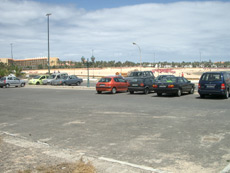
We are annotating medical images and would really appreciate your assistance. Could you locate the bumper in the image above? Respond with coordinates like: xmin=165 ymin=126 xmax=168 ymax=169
xmin=153 ymin=88 xmax=178 ymax=94
xmin=198 ymin=89 xmax=226 ymax=96
xmin=96 ymin=87 xmax=112 ymax=92
xmin=128 ymin=86 xmax=145 ymax=92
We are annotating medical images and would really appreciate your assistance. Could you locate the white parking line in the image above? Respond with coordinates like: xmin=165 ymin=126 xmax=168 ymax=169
xmin=99 ymin=157 xmax=171 ymax=173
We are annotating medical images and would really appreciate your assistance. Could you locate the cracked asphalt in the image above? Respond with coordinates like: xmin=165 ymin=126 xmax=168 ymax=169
xmin=0 ymin=86 xmax=230 ymax=172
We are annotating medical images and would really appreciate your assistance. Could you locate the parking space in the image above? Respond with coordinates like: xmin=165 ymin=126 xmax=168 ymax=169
xmin=0 ymin=88 xmax=230 ymax=172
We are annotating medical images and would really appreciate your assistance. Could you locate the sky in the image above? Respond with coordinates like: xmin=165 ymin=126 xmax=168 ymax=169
xmin=0 ymin=0 xmax=230 ymax=63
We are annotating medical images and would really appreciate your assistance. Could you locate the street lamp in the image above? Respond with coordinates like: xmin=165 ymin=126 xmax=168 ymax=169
xmin=46 ymin=13 xmax=51 ymax=74
xmin=133 ymin=42 xmax=142 ymax=70
xmin=10 ymin=43 xmax=13 ymax=59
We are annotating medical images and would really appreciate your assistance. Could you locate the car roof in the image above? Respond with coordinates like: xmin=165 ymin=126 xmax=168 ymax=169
xmin=103 ymin=75 xmax=123 ymax=78
xmin=202 ymin=71 xmax=229 ymax=74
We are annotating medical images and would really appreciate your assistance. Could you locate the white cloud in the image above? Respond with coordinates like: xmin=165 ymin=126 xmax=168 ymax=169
xmin=0 ymin=0 xmax=230 ymax=62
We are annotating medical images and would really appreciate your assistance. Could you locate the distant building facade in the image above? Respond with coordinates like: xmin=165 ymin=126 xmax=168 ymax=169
xmin=0 ymin=57 xmax=59 ymax=69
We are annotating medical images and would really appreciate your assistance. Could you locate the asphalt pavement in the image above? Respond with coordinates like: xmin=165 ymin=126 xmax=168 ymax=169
xmin=0 ymin=86 xmax=230 ymax=172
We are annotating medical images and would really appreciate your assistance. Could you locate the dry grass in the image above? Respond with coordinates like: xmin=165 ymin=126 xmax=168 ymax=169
xmin=18 ymin=158 xmax=96 ymax=173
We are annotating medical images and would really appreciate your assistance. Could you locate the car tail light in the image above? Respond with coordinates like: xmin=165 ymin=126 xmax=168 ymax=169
xmin=128 ymin=82 xmax=130 ymax=87
xmin=168 ymin=85 xmax=174 ymax=88
xmin=4 ymin=80 xmax=6 ymax=84
xmin=198 ymin=83 xmax=201 ymax=89
xmin=221 ymin=83 xmax=226 ymax=90
xmin=140 ymin=83 xmax=144 ymax=87
xmin=153 ymin=84 xmax=158 ymax=88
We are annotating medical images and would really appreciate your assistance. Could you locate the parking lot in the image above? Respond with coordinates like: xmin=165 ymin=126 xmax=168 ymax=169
xmin=0 ymin=86 xmax=230 ymax=172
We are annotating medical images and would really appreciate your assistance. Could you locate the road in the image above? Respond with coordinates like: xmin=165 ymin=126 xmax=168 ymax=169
xmin=0 ymin=87 xmax=230 ymax=172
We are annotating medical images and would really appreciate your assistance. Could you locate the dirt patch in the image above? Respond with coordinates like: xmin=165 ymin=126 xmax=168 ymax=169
xmin=18 ymin=159 xmax=96 ymax=173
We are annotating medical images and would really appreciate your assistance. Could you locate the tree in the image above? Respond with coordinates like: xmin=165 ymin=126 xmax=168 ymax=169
xmin=81 ymin=56 xmax=85 ymax=64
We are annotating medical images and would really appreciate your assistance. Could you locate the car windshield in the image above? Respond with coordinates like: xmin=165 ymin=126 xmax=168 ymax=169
xmin=34 ymin=75 xmax=40 ymax=79
xmin=129 ymin=72 xmax=143 ymax=77
xmin=48 ymin=75 xmax=56 ymax=79
xmin=99 ymin=78 xmax=111 ymax=82
xmin=201 ymin=73 xmax=222 ymax=82
xmin=161 ymin=77 xmax=177 ymax=83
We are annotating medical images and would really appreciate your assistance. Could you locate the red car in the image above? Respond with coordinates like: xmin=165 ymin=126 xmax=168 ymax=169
xmin=96 ymin=76 xmax=128 ymax=94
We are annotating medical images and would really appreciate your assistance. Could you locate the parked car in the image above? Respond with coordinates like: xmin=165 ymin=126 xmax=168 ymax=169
xmin=51 ymin=75 xmax=83 ymax=86
xmin=28 ymin=75 xmax=49 ymax=85
xmin=42 ymin=73 xmax=68 ymax=85
xmin=125 ymin=71 xmax=155 ymax=82
xmin=96 ymin=76 xmax=128 ymax=94
xmin=152 ymin=76 xmax=195 ymax=97
xmin=128 ymin=77 xmax=155 ymax=94
xmin=198 ymin=71 xmax=230 ymax=99
xmin=0 ymin=76 xmax=26 ymax=88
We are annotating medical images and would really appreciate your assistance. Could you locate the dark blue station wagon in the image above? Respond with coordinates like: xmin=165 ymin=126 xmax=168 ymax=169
xmin=198 ymin=71 xmax=230 ymax=99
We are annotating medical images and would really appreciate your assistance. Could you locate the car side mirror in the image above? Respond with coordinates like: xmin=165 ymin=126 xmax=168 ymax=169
xmin=188 ymin=81 xmax=191 ymax=83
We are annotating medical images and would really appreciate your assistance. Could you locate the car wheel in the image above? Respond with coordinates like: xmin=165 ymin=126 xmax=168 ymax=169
xmin=36 ymin=82 xmax=40 ymax=85
xmin=177 ymin=89 xmax=182 ymax=97
xmin=0 ymin=86 xmax=3 ymax=88
xmin=224 ymin=90 xmax=229 ymax=99
xmin=112 ymin=87 xmax=116 ymax=94
xmin=130 ymin=91 xmax=134 ymax=94
xmin=76 ymin=82 xmax=80 ymax=86
xmin=21 ymin=83 xmax=25 ymax=87
xmin=189 ymin=87 xmax=194 ymax=94
xmin=97 ymin=91 xmax=102 ymax=94
xmin=200 ymin=94 xmax=205 ymax=98
xmin=157 ymin=93 xmax=162 ymax=96
xmin=144 ymin=88 xmax=149 ymax=94
xmin=5 ymin=84 xmax=10 ymax=88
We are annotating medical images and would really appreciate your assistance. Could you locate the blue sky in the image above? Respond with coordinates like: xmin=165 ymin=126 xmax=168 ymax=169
xmin=30 ymin=0 xmax=230 ymax=10
xmin=1 ymin=0 xmax=230 ymax=63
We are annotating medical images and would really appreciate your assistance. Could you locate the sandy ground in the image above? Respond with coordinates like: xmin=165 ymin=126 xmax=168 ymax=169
xmin=23 ymin=67 xmax=230 ymax=79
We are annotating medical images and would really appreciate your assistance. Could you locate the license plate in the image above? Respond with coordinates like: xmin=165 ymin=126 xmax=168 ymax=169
xmin=206 ymin=84 xmax=215 ymax=88
xmin=100 ymin=84 xmax=105 ymax=86
xmin=132 ymin=84 xmax=138 ymax=86
xmin=159 ymin=85 xmax=166 ymax=88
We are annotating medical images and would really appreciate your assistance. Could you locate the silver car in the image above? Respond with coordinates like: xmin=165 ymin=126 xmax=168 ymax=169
xmin=0 ymin=76 xmax=26 ymax=88
xmin=51 ymin=75 xmax=83 ymax=86
xmin=42 ymin=73 xmax=68 ymax=85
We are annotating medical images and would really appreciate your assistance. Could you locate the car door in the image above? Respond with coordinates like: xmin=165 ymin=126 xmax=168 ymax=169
xmin=178 ymin=77 xmax=186 ymax=92
xmin=118 ymin=78 xmax=128 ymax=91
xmin=14 ymin=77 xmax=20 ymax=86
xmin=182 ymin=77 xmax=192 ymax=92
xmin=70 ymin=75 xmax=77 ymax=85
xmin=113 ymin=78 xmax=121 ymax=91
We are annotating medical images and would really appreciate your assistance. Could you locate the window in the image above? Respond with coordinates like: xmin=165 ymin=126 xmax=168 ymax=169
xmin=201 ymin=73 xmax=221 ymax=82
xmin=99 ymin=78 xmax=111 ymax=82
xmin=118 ymin=78 xmax=126 ymax=82
xmin=183 ymin=78 xmax=188 ymax=83
xmin=178 ymin=78 xmax=184 ymax=83
xmin=114 ymin=78 xmax=119 ymax=82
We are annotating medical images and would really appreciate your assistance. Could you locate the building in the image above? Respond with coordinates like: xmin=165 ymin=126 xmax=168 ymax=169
xmin=0 ymin=57 xmax=59 ymax=69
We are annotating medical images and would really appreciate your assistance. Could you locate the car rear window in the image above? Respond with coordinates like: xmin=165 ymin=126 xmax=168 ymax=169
xmin=201 ymin=73 xmax=222 ymax=82
xmin=99 ymin=78 xmax=111 ymax=82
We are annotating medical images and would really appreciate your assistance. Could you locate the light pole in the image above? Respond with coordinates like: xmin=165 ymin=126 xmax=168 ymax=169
xmin=46 ymin=13 xmax=51 ymax=74
xmin=133 ymin=42 xmax=142 ymax=70
xmin=199 ymin=51 xmax=202 ymax=68
xmin=10 ymin=43 xmax=13 ymax=60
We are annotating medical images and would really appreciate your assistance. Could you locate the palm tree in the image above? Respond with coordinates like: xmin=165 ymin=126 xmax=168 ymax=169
xmin=81 ymin=56 xmax=85 ymax=64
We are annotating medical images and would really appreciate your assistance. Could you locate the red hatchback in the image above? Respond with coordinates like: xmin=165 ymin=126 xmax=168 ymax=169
xmin=96 ymin=76 xmax=128 ymax=94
